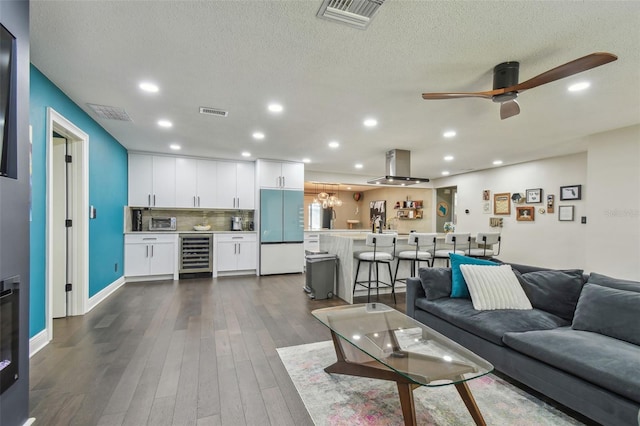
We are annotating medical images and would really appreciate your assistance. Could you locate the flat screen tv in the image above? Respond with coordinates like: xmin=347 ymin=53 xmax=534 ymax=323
xmin=0 ymin=23 xmax=16 ymax=178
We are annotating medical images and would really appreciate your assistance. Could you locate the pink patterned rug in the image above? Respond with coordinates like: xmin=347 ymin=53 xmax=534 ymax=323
xmin=277 ymin=340 xmax=584 ymax=426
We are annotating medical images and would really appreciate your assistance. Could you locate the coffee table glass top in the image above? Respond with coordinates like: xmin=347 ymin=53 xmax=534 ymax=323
xmin=312 ymin=303 xmax=493 ymax=387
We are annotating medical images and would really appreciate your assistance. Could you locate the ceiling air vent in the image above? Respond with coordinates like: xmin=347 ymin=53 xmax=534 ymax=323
xmin=317 ymin=0 xmax=386 ymax=30
xmin=199 ymin=107 xmax=229 ymax=117
xmin=87 ymin=103 xmax=132 ymax=121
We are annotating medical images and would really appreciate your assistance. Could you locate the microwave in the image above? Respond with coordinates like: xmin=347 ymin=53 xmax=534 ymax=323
xmin=149 ymin=217 xmax=177 ymax=231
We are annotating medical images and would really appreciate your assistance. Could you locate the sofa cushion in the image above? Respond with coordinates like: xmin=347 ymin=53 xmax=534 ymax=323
xmin=571 ymin=284 xmax=640 ymax=346
xmin=415 ymin=297 xmax=568 ymax=346
xmin=503 ymin=327 xmax=640 ymax=403
xmin=449 ymin=253 xmax=499 ymax=298
xmin=587 ymin=272 xmax=640 ymax=293
xmin=460 ymin=264 xmax=532 ymax=310
xmin=514 ymin=269 xmax=584 ymax=321
xmin=418 ymin=267 xmax=452 ymax=300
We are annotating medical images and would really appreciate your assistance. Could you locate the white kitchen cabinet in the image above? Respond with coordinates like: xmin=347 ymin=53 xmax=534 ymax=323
xmin=125 ymin=234 xmax=177 ymax=277
xmin=175 ymin=158 xmax=218 ymax=208
xmin=128 ymin=153 xmax=176 ymax=207
xmin=216 ymin=161 xmax=255 ymax=209
xmin=216 ymin=234 xmax=257 ymax=272
xmin=257 ymin=160 xmax=304 ymax=189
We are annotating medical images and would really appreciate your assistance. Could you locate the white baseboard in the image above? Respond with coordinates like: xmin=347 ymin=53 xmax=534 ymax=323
xmin=86 ymin=276 xmax=126 ymax=313
xmin=29 ymin=329 xmax=50 ymax=358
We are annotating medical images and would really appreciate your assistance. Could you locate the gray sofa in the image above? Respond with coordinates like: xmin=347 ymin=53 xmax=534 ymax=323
xmin=406 ymin=263 xmax=640 ymax=426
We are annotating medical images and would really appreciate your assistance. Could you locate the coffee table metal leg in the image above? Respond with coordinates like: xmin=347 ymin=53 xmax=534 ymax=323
xmin=454 ymin=381 xmax=487 ymax=426
xmin=397 ymin=383 xmax=418 ymax=426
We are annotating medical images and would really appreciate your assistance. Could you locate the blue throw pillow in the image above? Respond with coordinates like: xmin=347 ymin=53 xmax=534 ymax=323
xmin=449 ymin=253 xmax=498 ymax=298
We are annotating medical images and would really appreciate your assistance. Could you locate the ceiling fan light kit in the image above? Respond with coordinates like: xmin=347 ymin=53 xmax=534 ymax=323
xmin=421 ymin=52 xmax=618 ymax=120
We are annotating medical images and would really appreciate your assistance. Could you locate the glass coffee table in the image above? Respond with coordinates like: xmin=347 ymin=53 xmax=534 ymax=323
xmin=312 ymin=303 xmax=493 ymax=426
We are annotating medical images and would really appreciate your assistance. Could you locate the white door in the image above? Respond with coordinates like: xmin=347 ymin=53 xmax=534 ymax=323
xmin=152 ymin=156 xmax=176 ymax=207
xmin=124 ymin=243 xmax=150 ymax=277
xmin=196 ymin=159 xmax=217 ymax=208
xmin=281 ymin=162 xmax=304 ymax=189
xmin=149 ymin=242 xmax=175 ymax=275
xmin=52 ymin=137 xmax=67 ymax=318
xmin=237 ymin=241 xmax=257 ymax=270
xmin=216 ymin=161 xmax=237 ymax=209
xmin=128 ymin=153 xmax=153 ymax=206
xmin=216 ymin=242 xmax=237 ymax=272
xmin=258 ymin=161 xmax=283 ymax=188
xmin=236 ymin=162 xmax=255 ymax=209
xmin=175 ymin=157 xmax=198 ymax=207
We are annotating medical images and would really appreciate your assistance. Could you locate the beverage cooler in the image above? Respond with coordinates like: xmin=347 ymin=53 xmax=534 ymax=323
xmin=260 ymin=189 xmax=304 ymax=274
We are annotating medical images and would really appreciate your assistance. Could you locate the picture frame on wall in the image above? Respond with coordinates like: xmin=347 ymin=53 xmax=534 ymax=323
xmin=558 ymin=205 xmax=575 ymax=221
xmin=526 ymin=188 xmax=543 ymax=203
xmin=547 ymin=194 xmax=555 ymax=213
xmin=493 ymin=193 xmax=511 ymax=215
xmin=560 ymin=185 xmax=582 ymax=201
xmin=516 ymin=206 xmax=535 ymax=221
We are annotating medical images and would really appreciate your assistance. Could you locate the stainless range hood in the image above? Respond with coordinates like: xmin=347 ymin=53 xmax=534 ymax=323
xmin=367 ymin=149 xmax=430 ymax=185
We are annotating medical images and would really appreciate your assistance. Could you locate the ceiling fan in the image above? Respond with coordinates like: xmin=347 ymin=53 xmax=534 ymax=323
xmin=421 ymin=52 xmax=618 ymax=120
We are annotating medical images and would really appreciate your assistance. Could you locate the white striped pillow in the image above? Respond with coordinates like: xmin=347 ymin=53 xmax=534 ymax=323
xmin=459 ymin=264 xmax=532 ymax=310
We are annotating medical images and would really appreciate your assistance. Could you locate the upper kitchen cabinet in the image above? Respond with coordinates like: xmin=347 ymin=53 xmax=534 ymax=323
xmin=216 ymin=161 xmax=255 ymax=209
xmin=257 ymin=160 xmax=304 ymax=189
xmin=128 ymin=153 xmax=176 ymax=207
xmin=175 ymin=158 xmax=218 ymax=208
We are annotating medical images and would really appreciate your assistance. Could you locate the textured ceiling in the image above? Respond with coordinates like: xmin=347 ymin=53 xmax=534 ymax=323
xmin=30 ymin=1 xmax=640 ymax=184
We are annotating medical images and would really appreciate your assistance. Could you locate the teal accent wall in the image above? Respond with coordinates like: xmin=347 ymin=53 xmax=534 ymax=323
xmin=29 ymin=65 xmax=128 ymax=338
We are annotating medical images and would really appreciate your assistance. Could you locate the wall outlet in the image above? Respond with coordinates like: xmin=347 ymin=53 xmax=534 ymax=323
xmin=581 ymin=216 xmax=587 ymax=224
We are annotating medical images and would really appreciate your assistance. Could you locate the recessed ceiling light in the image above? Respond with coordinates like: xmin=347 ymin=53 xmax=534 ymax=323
xmin=169 ymin=144 xmax=181 ymax=150
xmin=346 ymin=186 xmax=352 ymax=190
xmin=444 ymin=155 xmax=454 ymax=161
xmin=441 ymin=171 xmax=450 ymax=176
xmin=443 ymin=130 xmax=456 ymax=138
xmin=354 ymin=163 xmax=363 ymax=169
xmin=139 ymin=82 xmax=159 ymax=93
xmin=568 ymin=81 xmax=590 ymax=92
xmin=493 ymin=160 xmax=503 ymax=165
xmin=268 ymin=103 xmax=283 ymax=113
xmin=157 ymin=119 xmax=172 ymax=128
xmin=363 ymin=118 xmax=378 ymax=127
xmin=328 ymin=141 xmax=340 ymax=148
xmin=302 ymin=158 xmax=311 ymax=163
xmin=241 ymin=151 xmax=251 ymax=157
xmin=252 ymin=131 xmax=265 ymax=140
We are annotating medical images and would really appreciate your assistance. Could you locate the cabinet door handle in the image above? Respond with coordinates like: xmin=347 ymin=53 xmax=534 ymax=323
xmin=153 ymin=195 xmax=156 ymax=206
xmin=148 ymin=194 xmax=151 ymax=206
xmin=198 ymin=196 xmax=200 ymax=207
xmin=238 ymin=243 xmax=241 ymax=254
xmin=193 ymin=196 xmax=196 ymax=207
xmin=234 ymin=244 xmax=237 ymax=254
xmin=282 ymin=176 xmax=285 ymax=188
xmin=146 ymin=245 xmax=149 ymax=257
xmin=151 ymin=245 xmax=154 ymax=257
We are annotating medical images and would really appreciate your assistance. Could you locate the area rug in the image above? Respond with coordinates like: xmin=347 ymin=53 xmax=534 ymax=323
xmin=277 ymin=340 xmax=584 ymax=426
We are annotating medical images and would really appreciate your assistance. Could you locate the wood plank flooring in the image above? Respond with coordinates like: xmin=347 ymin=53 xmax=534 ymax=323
xmin=29 ymin=274 xmax=404 ymax=425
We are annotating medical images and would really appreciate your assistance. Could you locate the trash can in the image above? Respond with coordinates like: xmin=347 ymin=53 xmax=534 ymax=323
xmin=305 ymin=254 xmax=338 ymax=300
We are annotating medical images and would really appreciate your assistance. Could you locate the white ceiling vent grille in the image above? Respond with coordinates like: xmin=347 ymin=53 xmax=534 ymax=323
xmin=199 ymin=107 xmax=229 ymax=117
xmin=87 ymin=103 xmax=132 ymax=121
xmin=317 ymin=0 xmax=386 ymax=29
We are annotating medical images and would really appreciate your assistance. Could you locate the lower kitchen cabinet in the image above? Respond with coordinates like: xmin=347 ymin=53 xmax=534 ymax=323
xmin=216 ymin=233 xmax=257 ymax=273
xmin=125 ymin=234 xmax=178 ymax=278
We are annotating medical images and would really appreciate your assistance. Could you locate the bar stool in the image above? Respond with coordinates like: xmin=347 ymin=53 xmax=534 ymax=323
xmin=353 ymin=233 xmax=397 ymax=303
xmin=394 ymin=233 xmax=437 ymax=284
xmin=465 ymin=232 xmax=501 ymax=259
xmin=433 ymin=232 xmax=471 ymax=266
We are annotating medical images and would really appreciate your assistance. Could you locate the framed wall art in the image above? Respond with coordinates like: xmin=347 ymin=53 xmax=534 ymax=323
xmin=560 ymin=185 xmax=582 ymax=201
xmin=493 ymin=193 xmax=511 ymax=215
xmin=546 ymin=194 xmax=555 ymax=213
xmin=516 ymin=206 xmax=535 ymax=221
xmin=558 ymin=205 xmax=575 ymax=221
xmin=526 ymin=188 xmax=542 ymax=203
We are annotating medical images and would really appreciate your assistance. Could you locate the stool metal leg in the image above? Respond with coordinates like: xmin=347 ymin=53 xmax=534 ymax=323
xmin=353 ymin=260 xmax=361 ymax=297
xmin=387 ymin=261 xmax=396 ymax=304
xmin=367 ymin=261 xmax=373 ymax=303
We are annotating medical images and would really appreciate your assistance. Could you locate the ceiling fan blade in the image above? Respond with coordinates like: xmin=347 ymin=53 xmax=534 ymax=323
xmin=507 ymin=52 xmax=617 ymax=93
xmin=422 ymin=91 xmax=496 ymax=100
xmin=500 ymin=100 xmax=520 ymax=120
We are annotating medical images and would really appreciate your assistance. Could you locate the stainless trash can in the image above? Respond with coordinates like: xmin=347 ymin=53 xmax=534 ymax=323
xmin=305 ymin=254 xmax=338 ymax=300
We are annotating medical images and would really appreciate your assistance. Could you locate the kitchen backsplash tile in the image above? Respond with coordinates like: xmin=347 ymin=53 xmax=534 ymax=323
xmin=126 ymin=208 xmax=254 ymax=232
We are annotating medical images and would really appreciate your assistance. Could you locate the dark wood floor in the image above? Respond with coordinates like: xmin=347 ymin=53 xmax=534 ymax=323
xmin=29 ymin=274 xmax=404 ymax=425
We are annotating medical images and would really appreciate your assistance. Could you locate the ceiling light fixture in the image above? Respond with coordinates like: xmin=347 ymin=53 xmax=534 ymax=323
xmin=169 ymin=144 xmax=181 ymax=150
xmin=354 ymin=163 xmax=363 ymax=169
xmin=157 ymin=119 xmax=172 ymax=128
xmin=444 ymin=155 xmax=454 ymax=161
xmin=363 ymin=118 xmax=378 ymax=127
xmin=328 ymin=141 xmax=340 ymax=148
xmin=268 ymin=103 xmax=283 ymax=113
xmin=441 ymin=171 xmax=450 ymax=176
xmin=443 ymin=130 xmax=456 ymax=138
xmin=568 ymin=81 xmax=590 ymax=92
xmin=493 ymin=160 xmax=503 ymax=165
xmin=139 ymin=82 xmax=159 ymax=93
xmin=252 ymin=131 xmax=265 ymax=140
xmin=241 ymin=151 xmax=251 ymax=157
xmin=302 ymin=158 xmax=311 ymax=163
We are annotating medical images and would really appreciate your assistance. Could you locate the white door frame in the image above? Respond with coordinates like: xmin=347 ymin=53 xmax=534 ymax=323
xmin=46 ymin=108 xmax=89 ymax=338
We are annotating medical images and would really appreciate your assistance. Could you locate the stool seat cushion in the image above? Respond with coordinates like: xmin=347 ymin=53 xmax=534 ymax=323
xmin=465 ymin=248 xmax=495 ymax=257
xmin=356 ymin=251 xmax=393 ymax=261
xmin=398 ymin=250 xmax=432 ymax=260
xmin=434 ymin=249 xmax=465 ymax=258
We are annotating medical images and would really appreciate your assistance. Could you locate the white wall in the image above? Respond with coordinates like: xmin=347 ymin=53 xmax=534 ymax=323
xmin=434 ymin=153 xmax=588 ymax=269
xmin=586 ymin=125 xmax=640 ymax=280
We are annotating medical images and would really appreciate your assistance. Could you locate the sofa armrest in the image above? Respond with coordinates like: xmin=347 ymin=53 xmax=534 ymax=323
xmin=406 ymin=277 xmax=425 ymax=318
